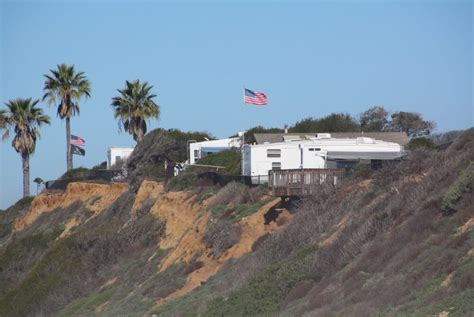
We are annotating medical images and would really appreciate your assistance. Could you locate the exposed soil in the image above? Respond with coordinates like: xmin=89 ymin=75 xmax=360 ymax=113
xmin=13 ymin=182 xmax=128 ymax=232
xmin=145 ymin=186 xmax=292 ymax=307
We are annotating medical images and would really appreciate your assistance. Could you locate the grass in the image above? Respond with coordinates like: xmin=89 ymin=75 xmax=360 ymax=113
xmin=211 ymin=197 xmax=273 ymax=222
xmin=0 ymin=229 xmax=62 ymax=298
xmin=204 ymin=245 xmax=316 ymax=316
xmin=59 ymin=167 xmax=91 ymax=179
xmin=441 ymin=162 xmax=474 ymax=213
xmin=58 ymin=287 xmax=117 ymax=317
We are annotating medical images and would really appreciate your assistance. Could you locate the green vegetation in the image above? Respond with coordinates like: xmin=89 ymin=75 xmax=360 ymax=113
xmin=198 ymin=149 xmax=241 ymax=175
xmin=58 ymin=287 xmax=117 ymax=317
xmin=441 ymin=162 xmax=474 ymax=213
xmin=0 ymin=98 xmax=51 ymax=197
xmin=407 ymin=137 xmax=436 ymax=150
xmin=205 ymin=246 xmax=316 ymax=316
xmin=59 ymin=167 xmax=91 ymax=179
xmin=289 ymin=112 xmax=360 ymax=133
xmin=210 ymin=197 xmax=273 ymax=221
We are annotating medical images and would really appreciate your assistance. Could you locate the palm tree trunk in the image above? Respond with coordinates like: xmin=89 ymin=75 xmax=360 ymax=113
xmin=66 ymin=117 xmax=73 ymax=170
xmin=22 ymin=155 xmax=30 ymax=197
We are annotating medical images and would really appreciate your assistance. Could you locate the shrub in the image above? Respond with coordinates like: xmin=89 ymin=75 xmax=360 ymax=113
xmin=204 ymin=218 xmax=241 ymax=259
xmin=167 ymin=169 xmax=199 ymax=191
xmin=198 ymin=149 xmax=241 ymax=175
xmin=59 ymin=167 xmax=91 ymax=179
xmin=211 ymin=182 xmax=252 ymax=206
xmin=441 ymin=162 xmax=474 ymax=214
xmin=407 ymin=137 xmax=435 ymax=150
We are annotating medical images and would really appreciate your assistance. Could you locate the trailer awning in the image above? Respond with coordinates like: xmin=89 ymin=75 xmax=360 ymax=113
xmin=327 ymin=151 xmax=406 ymax=160
xmin=201 ymin=147 xmax=229 ymax=153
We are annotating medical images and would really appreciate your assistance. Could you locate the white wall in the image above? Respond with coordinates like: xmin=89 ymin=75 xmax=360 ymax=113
xmin=107 ymin=147 xmax=134 ymax=169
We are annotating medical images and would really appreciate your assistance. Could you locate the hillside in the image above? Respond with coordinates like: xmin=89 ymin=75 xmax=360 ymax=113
xmin=0 ymin=129 xmax=473 ymax=316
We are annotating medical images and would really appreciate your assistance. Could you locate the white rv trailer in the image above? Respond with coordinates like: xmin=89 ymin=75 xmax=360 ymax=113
xmin=189 ymin=137 xmax=241 ymax=164
xmin=242 ymin=134 xmax=405 ymax=184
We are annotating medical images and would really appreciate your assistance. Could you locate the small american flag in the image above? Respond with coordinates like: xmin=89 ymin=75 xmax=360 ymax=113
xmin=244 ymin=88 xmax=268 ymax=106
xmin=71 ymin=135 xmax=85 ymax=146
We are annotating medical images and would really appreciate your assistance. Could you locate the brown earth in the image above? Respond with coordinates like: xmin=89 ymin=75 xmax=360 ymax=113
xmin=129 ymin=181 xmax=293 ymax=307
xmin=13 ymin=182 xmax=128 ymax=232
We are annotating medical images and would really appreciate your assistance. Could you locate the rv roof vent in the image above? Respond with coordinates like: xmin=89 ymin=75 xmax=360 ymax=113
xmin=357 ymin=137 xmax=375 ymax=144
xmin=316 ymin=133 xmax=331 ymax=139
xmin=283 ymin=135 xmax=302 ymax=142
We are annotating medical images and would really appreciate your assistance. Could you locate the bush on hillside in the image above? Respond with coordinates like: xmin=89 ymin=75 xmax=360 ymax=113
xmin=198 ymin=149 xmax=241 ymax=175
xmin=167 ymin=169 xmax=199 ymax=191
xmin=441 ymin=162 xmax=474 ymax=214
xmin=204 ymin=218 xmax=241 ymax=259
xmin=211 ymin=182 xmax=256 ymax=207
xmin=406 ymin=137 xmax=435 ymax=150
xmin=59 ymin=167 xmax=91 ymax=180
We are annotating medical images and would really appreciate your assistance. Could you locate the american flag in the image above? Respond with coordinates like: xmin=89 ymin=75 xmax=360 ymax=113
xmin=244 ymin=88 xmax=268 ymax=106
xmin=70 ymin=135 xmax=85 ymax=146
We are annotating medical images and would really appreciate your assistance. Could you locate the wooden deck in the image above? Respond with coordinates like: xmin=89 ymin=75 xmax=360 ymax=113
xmin=268 ymin=168 xmax=345 ymax=197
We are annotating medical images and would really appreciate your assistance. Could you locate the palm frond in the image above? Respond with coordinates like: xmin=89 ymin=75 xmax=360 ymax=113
xmin=42 ymin=63 xmax=91 ymax=120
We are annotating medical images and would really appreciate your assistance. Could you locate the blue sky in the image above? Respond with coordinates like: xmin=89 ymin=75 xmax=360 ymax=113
xmin=1 ymin=0 xmax=472 ymax=208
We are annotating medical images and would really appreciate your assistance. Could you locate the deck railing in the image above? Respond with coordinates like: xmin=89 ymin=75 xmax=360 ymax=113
xmin=268 ymin=168 xmax=345 ymax=196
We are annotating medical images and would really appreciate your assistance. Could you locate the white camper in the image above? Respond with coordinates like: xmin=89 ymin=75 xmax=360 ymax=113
xmin=189 ymin=137 xmax=241 ymax=164
xmin=107 ymin=147 xmax=134 ymax=169
xmin=242 ymin=134 xmax=405 ymax=184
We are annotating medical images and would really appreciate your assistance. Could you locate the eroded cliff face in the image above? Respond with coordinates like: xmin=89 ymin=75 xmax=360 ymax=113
xmin=0 ymin=179 xmax=292 ymax=315
xmin=13 ymin=182 xmax=128 ymax=232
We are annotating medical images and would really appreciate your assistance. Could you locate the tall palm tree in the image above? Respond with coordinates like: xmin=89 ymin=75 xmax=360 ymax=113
xmin=111 ymin=79 xmax=160 ymax=143
xmin=42 ymin=64 xmax=91 ymax=170
xmin=1 ymin=98 xmax=51 ymax=197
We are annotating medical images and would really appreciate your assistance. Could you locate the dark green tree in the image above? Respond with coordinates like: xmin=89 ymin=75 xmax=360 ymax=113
xmin=359 ymin=106 xmax=389 ymax=132
xmin=111 ymin=80 xmax=160 ymax=143
xmin=290 ymin=113 xmax=360 ymax=133
xmin=388 ymin=111 xmax=434 ymax=137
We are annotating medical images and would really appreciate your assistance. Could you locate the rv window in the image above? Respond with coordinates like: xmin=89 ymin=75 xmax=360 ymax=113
xmin=267 ymin=149 xmax=281 ymax=158
xmin=315 ymin=148 xmax=321 ymax=151
xmin=194 ymin=150 xmax=199 ymax=159
xmin=272 ymin=162 xmax=281 ymax=170
xmin=308 ymin=148 xmax=314 ymax=151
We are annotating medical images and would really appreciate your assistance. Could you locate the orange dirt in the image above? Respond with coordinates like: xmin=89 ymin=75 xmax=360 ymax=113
xmin=131 ymin=180 xmax=164 ymax=214
xmin=155 ymin=196 xmax=292 ymax=307
xmin=14 ymin=182 xmax=128 ymax=232
xmin=441 ymin=272 xmax=454 ymax=288
xmin=58 ymin=216 xmax=82 ymax=239
xmin=456 ymin=217 xmax=474 ymax=236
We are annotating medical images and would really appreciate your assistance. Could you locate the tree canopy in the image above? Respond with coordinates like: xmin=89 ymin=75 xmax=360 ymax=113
xmin=111 ymin=79 xmax=160 ymax=143
xmin=289 ymin=113 xmax=360 ymax=133
xmin=388 ymin=111 xmax=435 ymax=137
xmin=359 ymin=106 xmax=389 ymax=132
